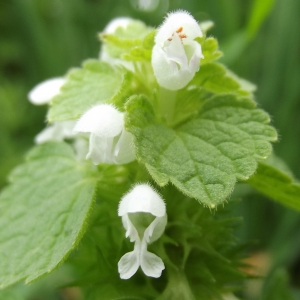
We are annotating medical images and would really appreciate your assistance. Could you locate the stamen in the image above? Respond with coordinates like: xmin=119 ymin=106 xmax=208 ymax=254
xmin=176 ymin=26 xmax=183 ymax=33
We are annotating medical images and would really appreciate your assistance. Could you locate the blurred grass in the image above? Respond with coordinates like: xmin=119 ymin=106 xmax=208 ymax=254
xmin=0 ymin=0 xmax=299 ymax=298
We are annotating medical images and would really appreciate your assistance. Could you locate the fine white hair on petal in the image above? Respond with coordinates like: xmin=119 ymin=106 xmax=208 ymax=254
xmin=155 ymin=10 xmax=202 ymax=45
xmin=118 ymin=183 xmax=166 ymax=217
xmin=28 ymin=77 xmax=66 ymax=105
xmin=74 ymin=104 xmax=124 ymax=137
xmin=103 ymin=17 xmax=132 ymax=34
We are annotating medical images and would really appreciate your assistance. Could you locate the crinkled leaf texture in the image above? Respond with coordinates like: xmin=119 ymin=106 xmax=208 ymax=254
xmin=48 ymin=60 xmax=128 ymax=122
xmin=248 ymin=162 xmax=300 ymax=212
xmin=125 ymin=94 xmax=277 ymax=206
xmin=0 ymin=142 xmax=96 ymax=288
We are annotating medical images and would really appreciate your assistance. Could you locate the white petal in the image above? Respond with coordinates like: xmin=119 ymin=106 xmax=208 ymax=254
xmin=164 ymin=33 xmax=188 ymax=67
xmin=140 ymin=241 xmax=165 ymax=278
xmin=118 ymin=184 xmax=165 ymax=217
xmin=28 ymin=78 xmax=66 ymax=105
xmin=122 ymin=214 xmax=139 ymax=242
xmin=74 ymin=104 xmax=123 ymax=137
xmin=155 ymin=11 xmax=202 ymax=46
xmin=152 ymin=44 xmax=196 ymax=90
xmin=118 ymin=242 xmax=140 ymax=280
xmin=113 ymin=130 xmax=135 ymax=164
xmin=144 ymin=215 xmax=167 ymax=244
xmin=86 ymin=134 xmax=115 ymax=165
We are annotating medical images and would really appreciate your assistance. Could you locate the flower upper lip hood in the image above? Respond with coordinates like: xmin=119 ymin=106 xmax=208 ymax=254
xmin=155 ymin=11 xmax=202 ymax=45
xmin=152 ymin=10 xmax=204 ymax=90
xmin=118 ymin=184 xmax=166 ymax=218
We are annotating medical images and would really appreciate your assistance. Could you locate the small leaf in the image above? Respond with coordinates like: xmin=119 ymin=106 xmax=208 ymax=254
xmin=0 ymin=142 xmax=97 ymax=288
xmin=200 ymin=37 xmax=222 ymax=64
xmin=125 ymin=94 xmax=277 ymax=206
xmin=100 ymin=21 xmax=152 ymax=60
xmin=143 ymin=30 xmax=156 ymax=50
xmin=121 ymin=30 xmax=156 ymax=62
xmin=192 ymin=63 xmax=253 ymax=96
xmin=48 ymin=60 xmax=128 ymax=122
xmin=247 ymin=161 xmax=300 ymax=212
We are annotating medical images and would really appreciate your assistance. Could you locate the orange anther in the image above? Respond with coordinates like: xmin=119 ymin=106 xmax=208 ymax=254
xmin=167 ymin=37 xmax=172 ymax=41
xmin=176 ymin=27 xmax=183 ymax=33
xmin=179 ymin=34 xmax=187 ymax=39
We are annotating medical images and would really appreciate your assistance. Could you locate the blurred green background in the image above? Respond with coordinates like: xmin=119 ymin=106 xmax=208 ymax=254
xmin=0 ymin=0 xmax=300 ymax=299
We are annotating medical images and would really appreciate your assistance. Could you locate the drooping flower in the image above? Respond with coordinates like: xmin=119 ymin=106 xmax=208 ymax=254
xmin=74 ymin=104 xmax=135 ymax=165
xmin=28 ymin=77 xmax=66 ymax=105
xmin=152 ymin=11 xmax=204 ymax=90
xmin=118 ymin=184 xmax=167 ymax=279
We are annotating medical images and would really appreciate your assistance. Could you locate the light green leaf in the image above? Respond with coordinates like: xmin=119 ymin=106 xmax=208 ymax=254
xmin=200 ymin=37 xmax=223 ymax=64
xmin=120 ymin=30 xmax=156 ymax=61
xmin=0 ymin=142 xmax=96 ymax=288
xmin=48 ymin=60 xmax=128 ymax=122
xmin=125 ymin=94 xmax=277 ymax=206
xmin=247 ymin=161 xmax=300 ymax=212
xmin=192 ymin=63 xmax=253 ymax=96
xmin=100 ymin=21 xmax=152 ymax=59
xmin=122 ymin=47 xmax=152 ymax=61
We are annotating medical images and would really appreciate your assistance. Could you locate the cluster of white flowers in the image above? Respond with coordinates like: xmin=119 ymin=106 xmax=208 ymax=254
xmin=28 ymin=10 xmax=203 ymax=280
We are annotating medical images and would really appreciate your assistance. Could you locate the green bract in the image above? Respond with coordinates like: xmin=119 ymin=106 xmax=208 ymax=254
xmin=0 ymin=143 xmax=96 ymax=288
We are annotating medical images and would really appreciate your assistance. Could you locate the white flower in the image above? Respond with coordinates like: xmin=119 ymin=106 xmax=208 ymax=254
xmin=35 ymin=121 xmax=76 ymax=144
xmin=74 ymin=104 xmax=135 ymax=165
xmin=118 ymin=184 xmax=167 ymax=279
xmin=151 ymin=11 xmax=203 ymax=90
xmin=28 ymin=77 xmax=66 ymax=105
